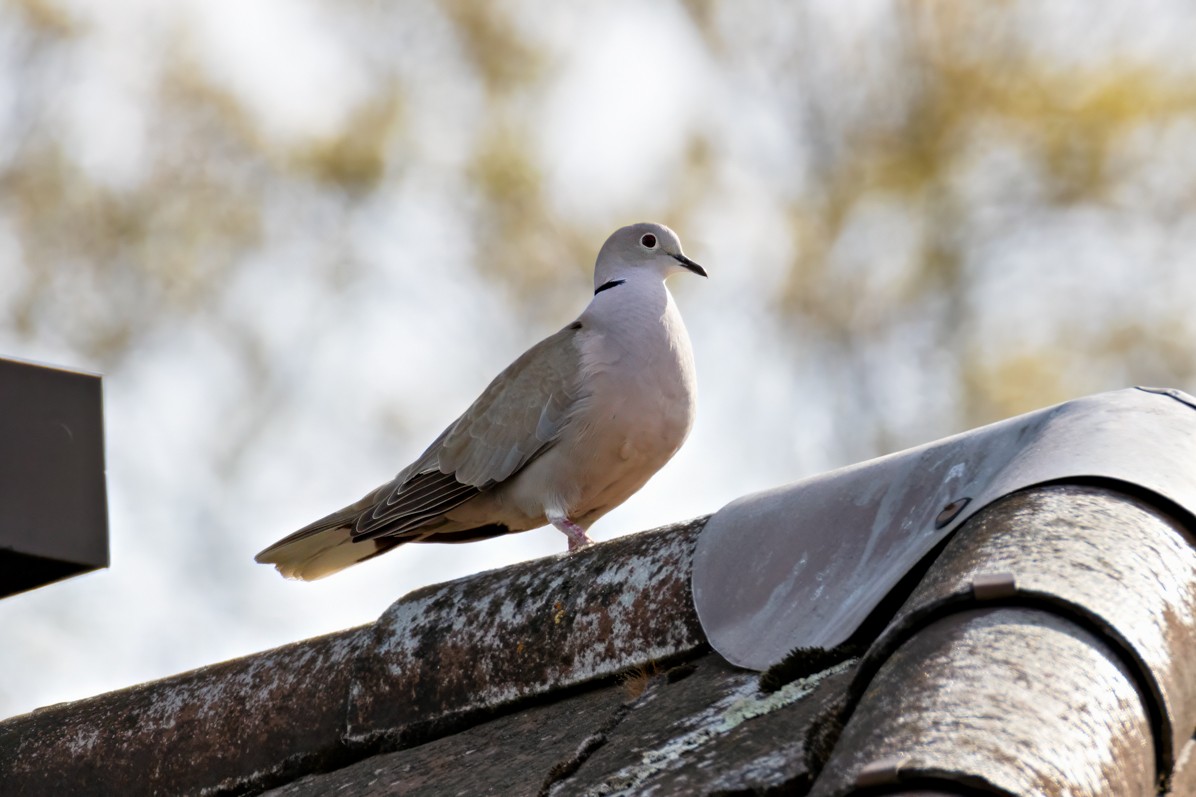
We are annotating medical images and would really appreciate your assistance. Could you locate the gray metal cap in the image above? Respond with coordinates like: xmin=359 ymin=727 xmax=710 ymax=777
xmin=692 ymin=387 xmax=1196 ymax=670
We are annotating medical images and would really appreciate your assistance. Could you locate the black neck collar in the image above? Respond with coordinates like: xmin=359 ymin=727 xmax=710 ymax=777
xmin=594 ymin=278 xmax=626 ymax=296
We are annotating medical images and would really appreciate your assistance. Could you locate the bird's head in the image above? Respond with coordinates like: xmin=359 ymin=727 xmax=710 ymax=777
xmin=593 ymin=222 xmax=707 ymax=290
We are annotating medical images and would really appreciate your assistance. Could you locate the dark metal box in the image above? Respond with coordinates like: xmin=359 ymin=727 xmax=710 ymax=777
xmin=0 ymin=356 xmax=108 ymax=598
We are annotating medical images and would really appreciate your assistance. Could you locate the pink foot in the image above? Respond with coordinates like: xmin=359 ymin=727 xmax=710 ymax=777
xmin=549 ymin=514 xmax=594 ymax=552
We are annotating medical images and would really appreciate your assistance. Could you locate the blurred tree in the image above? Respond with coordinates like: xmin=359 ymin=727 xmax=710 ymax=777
xmin=684 ymin=0 xmax=1196 ymax=458
xmin=2 ymin=0 xmax=1196 ymax=720
xmin=5 ymin=0 xmax=1194 ymax=429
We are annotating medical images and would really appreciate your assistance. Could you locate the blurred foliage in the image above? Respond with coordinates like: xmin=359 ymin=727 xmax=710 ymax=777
xmin=5 ymin=0 xmax=1196 ymax=721
xmin=697 ymin=1 xmax=1196 ymax=446
xmin=295 ymin=91 xmax=402 ymax=191
xmin=3 ymin=0 xmax=1195 ymax=454
xmin=443 ymin=0 xmax=544 ymax=95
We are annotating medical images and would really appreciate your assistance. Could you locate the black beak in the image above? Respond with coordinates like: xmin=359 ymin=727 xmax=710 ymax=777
xmin=672 ymin=252 xmax=708 ymax=277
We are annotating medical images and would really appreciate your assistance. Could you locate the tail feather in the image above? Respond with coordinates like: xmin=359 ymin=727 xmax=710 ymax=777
xmin=254 ymin=525 xmax=401 ymax=581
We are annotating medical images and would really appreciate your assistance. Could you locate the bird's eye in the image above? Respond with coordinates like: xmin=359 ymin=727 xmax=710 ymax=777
xmin=640 ymin=233 xmax=657 ymax=249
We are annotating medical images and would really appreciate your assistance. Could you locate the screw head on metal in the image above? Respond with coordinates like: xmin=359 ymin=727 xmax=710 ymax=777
xmin=935 ymin=497 xmax=971 ymax=529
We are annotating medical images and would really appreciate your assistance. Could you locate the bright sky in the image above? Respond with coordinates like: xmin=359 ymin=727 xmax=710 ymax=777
xmin=0 ymin=0 xmax=824 ymax=719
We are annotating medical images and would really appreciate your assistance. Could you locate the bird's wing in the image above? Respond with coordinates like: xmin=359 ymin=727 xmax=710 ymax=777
xmin=351 ymin=323 xmax=587 ymax=539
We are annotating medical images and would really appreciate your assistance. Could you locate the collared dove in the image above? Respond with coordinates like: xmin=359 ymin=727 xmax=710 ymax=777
xmin=255 ymin=222 xmax=706 ymax=580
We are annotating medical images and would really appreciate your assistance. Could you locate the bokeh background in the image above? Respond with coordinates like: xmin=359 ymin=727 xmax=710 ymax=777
xmin=3 ymin=0 xmax=1196 ymax=720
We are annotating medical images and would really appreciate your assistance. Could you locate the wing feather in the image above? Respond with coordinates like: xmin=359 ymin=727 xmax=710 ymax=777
xmin=438 ymin=326 xmax=583 ymax=485
xmin=351 ymin=324 xmax=585 ymax=540
xmin=354 ymin=471 xmax=477 ymax=539
xmin=257 ymin=323 xmax=588 ymax=577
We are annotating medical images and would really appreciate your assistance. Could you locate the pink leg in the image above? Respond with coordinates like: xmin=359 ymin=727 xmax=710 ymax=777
xmin=548 ymin=514 xmax=594 ymax=552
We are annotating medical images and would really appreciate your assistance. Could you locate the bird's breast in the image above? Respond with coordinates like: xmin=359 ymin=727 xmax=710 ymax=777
xmin=482 ymin=283 xmax=700 ymax=528
xmin=572 ymin=297 xmax=697 ymax=482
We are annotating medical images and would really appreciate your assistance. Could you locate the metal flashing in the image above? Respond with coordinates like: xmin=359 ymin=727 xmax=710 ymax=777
xmin=1137 ymin=385 xmax=1196 ymax=411
xmin=692 ymin=388 xmax=1196 ymax=670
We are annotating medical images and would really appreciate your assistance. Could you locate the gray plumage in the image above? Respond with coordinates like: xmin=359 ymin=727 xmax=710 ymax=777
xmin=255 ymin=222 xmax=705 ymax=580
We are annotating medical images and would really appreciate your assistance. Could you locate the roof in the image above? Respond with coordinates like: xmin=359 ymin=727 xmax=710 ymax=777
xmin=3 ymin=388 xmax=1195 ymax=796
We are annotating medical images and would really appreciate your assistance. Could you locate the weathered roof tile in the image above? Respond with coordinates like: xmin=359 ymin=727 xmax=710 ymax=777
xmin=852 ymin=484 xmax=1196 ymax=779
xmin=263 ymin=677 xmax=631 ymax=797
xmin=0 ymin=520 xmax=708 ymax=796
xmin=811 ymin=607 xmax=1155 ymax=797
xmin=545 ymin=655 xmax=854 ymax=797
xmin=5 ymin=391 xmax=1196 ymax=796
xmin=0 ymin=626 xmax=370 ymax=795
xmin=345 ymin=517 xmax=707 ymax=747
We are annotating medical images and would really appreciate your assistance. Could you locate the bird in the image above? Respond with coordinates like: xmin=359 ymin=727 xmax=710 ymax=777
xmin=255 ymin=222 xmax=706 ymax=580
